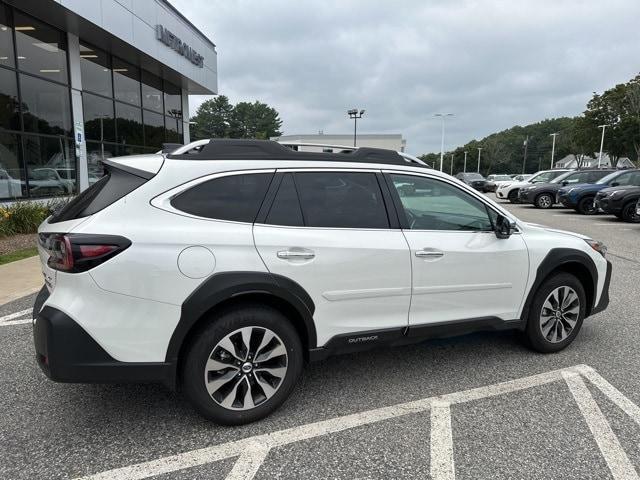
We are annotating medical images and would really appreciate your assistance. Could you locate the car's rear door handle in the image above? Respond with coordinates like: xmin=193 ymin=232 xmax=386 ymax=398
xmin=277 ymin=249 xmax=315 ymax=260
xmin=415 ymin=249 xmax=444 ymax=259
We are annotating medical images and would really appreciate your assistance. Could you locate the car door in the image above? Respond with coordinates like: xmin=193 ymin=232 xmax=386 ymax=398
xmin=253 ymin=170 xmax=412 ymax=347
xmin=384 ymin=171 xmax=529 ymax=326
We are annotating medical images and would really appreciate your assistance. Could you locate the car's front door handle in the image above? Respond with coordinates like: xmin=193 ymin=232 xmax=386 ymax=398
xmin=277 ymin=249 xmax=315 ymax=260
xmin=415 ymin=249 xmax=444 ymax=259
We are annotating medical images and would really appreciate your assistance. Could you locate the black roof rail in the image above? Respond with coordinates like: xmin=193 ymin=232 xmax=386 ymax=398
xmin=167 ymin=139 xmax=426 ymax=167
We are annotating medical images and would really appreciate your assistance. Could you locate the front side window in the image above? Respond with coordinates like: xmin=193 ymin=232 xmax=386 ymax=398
xmin=561 ymin=171 xmax=591 ymax=185
xmin=294 ymin=172 xmax=389 ymax=229
xmin=171 ymin=173 xmax=273 ymax=222
xmin=390 ymin=174 xmax=493 ymax=231
xmin=610 ymin=171 xmax=640 ymax=186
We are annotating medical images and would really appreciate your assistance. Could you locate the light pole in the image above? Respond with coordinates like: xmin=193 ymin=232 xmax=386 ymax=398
xmin=463 ymin=150 xmax=468 ymax=172
xmin=450 ymin=153 xmax=454 ymax=175
xmin=347 ymin=109 xmax=365 ymax=147
xmin=597 ymin=124 xmax=609 ymax=168
xmin=522 ymin=136 xmax=529 ymax=174
xmin=477 ymin=147 xmax=482 ymax=173
xmin=549 ymin=132 xmax=558 ymax=169
xmin=435 ymin=113 xmax=454 ymax=172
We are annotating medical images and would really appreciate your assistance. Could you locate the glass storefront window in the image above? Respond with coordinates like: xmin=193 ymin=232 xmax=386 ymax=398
xmin=20 ymin=73 xmax=72 ymax=136
xmin=113 ymin=58 xmax=140 ymax=106
xmin=0 ymin=132 xmax=25 ymax=199
xmin=0 ymin=68 xmax=20 ymax=131
xmin=0 ymin=5 xmax=15 ymax=67
xmin=23 ymin=134 xmax=76 ymax=196
xmin=83 ymin=93 xmax=115 ymax=142
xmin=143 ymin=110 xmax=165 ymax=149
xmin=115 ymin=101 xmax=143 ymax=146
xmin=164 ymin=81 xmax=181 ymax=116
xmin=14 ymin=11 xmax=67 ymax=84
xmin=86 ymin=140 xmax=116 ymax=184
xmin=165 ymin=114 xmax=182 ymax=143
xmin=141 ymin=70 xmax=163 ymax=113
xmin=79 ymin=43 xmax=112 ymax=97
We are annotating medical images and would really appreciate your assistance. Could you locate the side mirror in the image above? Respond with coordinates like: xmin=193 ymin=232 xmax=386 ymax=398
xmin=610 ymin=182 xmax=620 ymax=187
xmin=495 ymin=215 xmax=516 ymax=239
xmin=562 ymin=180 xmax=569 ymax=186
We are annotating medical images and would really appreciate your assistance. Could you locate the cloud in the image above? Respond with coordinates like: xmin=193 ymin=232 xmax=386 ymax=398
xmin=173 ymin=0 xmax=640 ymax=155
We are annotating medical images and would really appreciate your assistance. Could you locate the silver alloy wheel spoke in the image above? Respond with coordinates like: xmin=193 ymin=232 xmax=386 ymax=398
xmin=540 ymin=286 xmax=580 ymax=343
xmin=203 ymin=326 xmax=288 ymax=411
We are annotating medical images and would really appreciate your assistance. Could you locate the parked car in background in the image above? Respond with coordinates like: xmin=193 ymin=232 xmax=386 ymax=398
xmin=558 ymin=169 xmax=640 ymax=215
xmin=496 ymin=169 xmax=571 ymax=203
xmin=594 ymin=185 xmax=640 ymax=222
xmin=28 ymin=168 xmax=74 ymax=196
xmin=512 ymin=174 xmax=533 ymax=181
xmin=0 ymin=168 xmax=23 ymax=198
xmin=455 ymin=172 xmax=489 ymax=192
xmin=485 ymin=174 xmax=512 ymax=192
xmin=519 ymin=169 xmax=614 ymax=209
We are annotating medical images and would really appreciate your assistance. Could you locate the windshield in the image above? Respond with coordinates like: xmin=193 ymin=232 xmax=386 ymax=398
xmin=529 ymin=171 xmax=562 ymax=183
xmin=550 ymin=171 xmax=574 ymax=184
xmin=596 ymin=171 xmax=620 ymax=184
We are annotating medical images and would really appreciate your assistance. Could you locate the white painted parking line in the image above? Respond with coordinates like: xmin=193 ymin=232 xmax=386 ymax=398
xmin=0 ymin=308 xmax=31 ymax=323
xmin=226 ymin=442 xmax=270 ymax=480
xmin=0 ymin=309 xmax=32 ymax=326
xmin=430 ymin=400 xmax=455 ymax=480
xmin=73 ymin=364 xmax=640 ymax=480
xmin=563 ymin=371 xmax=639 ymax=480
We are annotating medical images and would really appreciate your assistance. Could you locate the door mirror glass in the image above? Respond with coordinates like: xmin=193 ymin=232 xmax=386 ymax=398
xmin=495 ymin=215 xmax=516 ymax=239
xmin=610 ymin=182 xmax=620 ymax=187
xmin=561 ymin=180 xmax=569 ymax=186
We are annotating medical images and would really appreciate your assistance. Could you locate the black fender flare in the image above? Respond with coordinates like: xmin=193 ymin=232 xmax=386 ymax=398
xmin=165 ymin=271 xmax=316 ymax=365
xmin=520 ymin=248 xmax=598 ymax=325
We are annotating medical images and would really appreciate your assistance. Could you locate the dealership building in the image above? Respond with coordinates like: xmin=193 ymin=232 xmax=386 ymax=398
xmin=0 ymin=0 xmax=217 ymax=200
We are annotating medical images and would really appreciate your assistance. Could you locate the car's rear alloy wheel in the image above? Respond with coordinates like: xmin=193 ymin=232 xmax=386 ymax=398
xmin=535 ymin=193 xmax=553 ymax=209
xmin=183 ymin=305 xmax=302 ymax=425
xmin=523 ymin=272 xmax=586 ymax=353
xmin=621 ymin=201 xmax=640 ymax=223
xmin=539 ymin=286 xmax=580 ymax=343
xmin=205 ymin=326 xmax=288 ymax=410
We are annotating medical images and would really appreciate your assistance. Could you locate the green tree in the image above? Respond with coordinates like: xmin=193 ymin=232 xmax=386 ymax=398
xmin=190 ymin=96 xmax=283 ymax=141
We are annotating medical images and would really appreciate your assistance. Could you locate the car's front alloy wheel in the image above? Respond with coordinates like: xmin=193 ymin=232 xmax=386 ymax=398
xmin=535 ymin=193 xmax=554 ymax=209
xmin=523 ymin=272 xmax=586 ymax=353
xmin=621 ymin=201 xmax=640 ymax=223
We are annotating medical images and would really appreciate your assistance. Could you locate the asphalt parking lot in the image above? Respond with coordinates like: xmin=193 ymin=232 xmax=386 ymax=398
xmin=1 ymin=198 xmax=639 ymax=480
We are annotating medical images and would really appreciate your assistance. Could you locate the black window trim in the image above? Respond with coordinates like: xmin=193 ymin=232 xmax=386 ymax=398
xmin=254 ymin=168 xmax=395 ymax=231
xmin=382 ymin=170 xmax=520 ymax=233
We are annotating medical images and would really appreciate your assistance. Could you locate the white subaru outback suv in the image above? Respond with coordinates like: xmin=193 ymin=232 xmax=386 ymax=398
xmin=33 ymin=139 xmax=611 ymax=425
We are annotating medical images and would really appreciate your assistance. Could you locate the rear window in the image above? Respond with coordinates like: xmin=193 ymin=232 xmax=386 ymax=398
xmin=171 ymin=173 xmax=273 ymax=222
xmin=49 ymin=166 xmax=148 ymax=223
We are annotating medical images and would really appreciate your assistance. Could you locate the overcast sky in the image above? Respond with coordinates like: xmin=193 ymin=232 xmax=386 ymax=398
xmin=172 ymin=0 xmax=640 ymax=155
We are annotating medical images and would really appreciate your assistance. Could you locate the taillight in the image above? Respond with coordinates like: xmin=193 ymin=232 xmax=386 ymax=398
xmin=42 ymin=233 xmax=131 ymax=273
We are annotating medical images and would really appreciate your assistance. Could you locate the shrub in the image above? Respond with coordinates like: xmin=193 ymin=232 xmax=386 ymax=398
xmin=0 ymin=199 xmax=71 ymax=238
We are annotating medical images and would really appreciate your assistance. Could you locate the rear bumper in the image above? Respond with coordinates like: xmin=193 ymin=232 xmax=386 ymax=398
xmin=33 ymin=302 xmax=174 ymax=387
xmin=591 ymin=260 xmax=612 ymax=316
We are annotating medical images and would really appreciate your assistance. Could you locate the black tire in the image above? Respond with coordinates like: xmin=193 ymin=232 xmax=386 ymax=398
xmin=535 ymin=193 xmax=554 ymax=209
xmin=182 ymin=304 xmax=303 ymax=425
xmin=577 ymin=196 xmax=597 ymax=215
xmin=523 ymin=273 xmax=586 ymax=353
xmin=508 ymin=189 xmax=520 ymax=204
xmin=621 ymin=201 xmax=640 ymax=223
xmin=614 ymin=212 xmax=624 ymax=219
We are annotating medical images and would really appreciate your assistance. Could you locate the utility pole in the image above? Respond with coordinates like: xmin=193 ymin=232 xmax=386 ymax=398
xmin=549 ymin=132 xmax=559 ymax=169
xmin=477 ymin=147 xmax=482 ymax=173
xmin=347 ymin=109 xmax=365 ymax=147
xmin=597 ymin=124 xmax=608 ymax=168
xmin=463 ymin=151 xmax=468 ymax=172
xmin=435 ymin=113 xmax=454 ymax=172
xmin=450 ymin=153 xmax=454 ymax=175
xmin=522 ymin=136 xmax=529 ymax=174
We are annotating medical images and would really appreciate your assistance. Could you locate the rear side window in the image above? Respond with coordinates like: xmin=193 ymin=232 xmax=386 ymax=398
xmin=49 ymin=167 xmax=148 ymax=223
xmin=265 ymin=173 xmax=304 ymax=226
xmin=293 ymin=172 xmax=389 ymax=229
xmin=171 ymin=173 xmax=273 ymax=222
